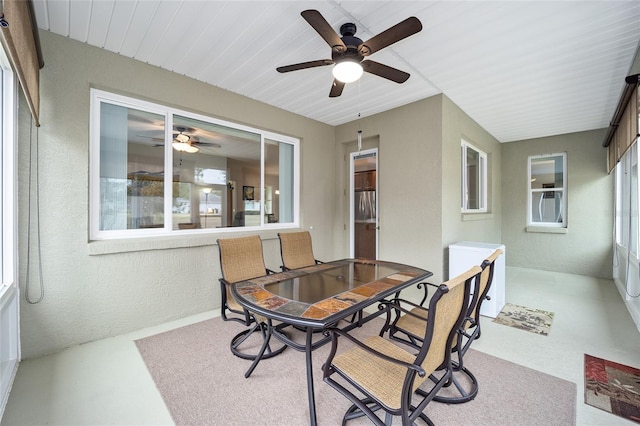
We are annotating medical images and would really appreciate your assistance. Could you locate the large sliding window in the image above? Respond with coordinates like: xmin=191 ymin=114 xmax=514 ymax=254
xmin=0 ymin=45 xmax=19 ymax=415
xmin=90 ymin=90 xmax=299 ymax=240
xmin=616 ymin=144 xmax=638 ymax=256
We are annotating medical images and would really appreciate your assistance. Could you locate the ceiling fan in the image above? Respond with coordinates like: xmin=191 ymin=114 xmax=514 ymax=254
xmin=144 ymin=126 xmax=222 ymax=153
xmin=276 ymin=10 xmax=422 ymax=97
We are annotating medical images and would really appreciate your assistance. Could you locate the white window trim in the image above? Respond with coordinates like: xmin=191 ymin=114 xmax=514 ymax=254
xmin=89 ymin=89 xmax=300 ymax=240
xmin=614 ymin=144 xmax=638 ymax=256
xmin=527 ymin=152 xmax=567 ymax=228
xmin=461 ymin=140 xmax=487 ymax=213
xmin=0 ymin=45 xmax=20 ymax=417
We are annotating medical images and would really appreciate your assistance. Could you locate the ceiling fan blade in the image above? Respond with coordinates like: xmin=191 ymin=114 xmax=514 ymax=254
xmin=301 ymin=9 xmax=346 ymax=51
xmin=358 ymin=17 xmax=422 ymax=56
xmin=277 ymin=59 xmax=334 ymax=73
xmin=362 ymin=60 xmax=410 ymax=83
xmin=329 ymin=79 xmax=345 ymax=97
xmin=193 ymin=142 xmax=222 ymax=148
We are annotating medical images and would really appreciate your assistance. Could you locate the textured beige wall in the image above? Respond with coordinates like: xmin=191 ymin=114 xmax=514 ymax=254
xmin=441 ymin=96 xmax=503 ymax=276
xmin=18 ymin=31 xmax=335 ymax=359
xmin=335 ymin=96 xmax=444 ymax=282
xmin=501 ymin=129 xmax=613 ymax=278
xmin=334 ymin=93 xmax=502 ymax=283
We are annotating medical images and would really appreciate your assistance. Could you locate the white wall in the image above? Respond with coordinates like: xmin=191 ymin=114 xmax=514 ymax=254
xmin=17 ymin=31 xmax=336 ymax=359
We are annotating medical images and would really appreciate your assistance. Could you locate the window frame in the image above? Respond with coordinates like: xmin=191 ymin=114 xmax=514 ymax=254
xmin=461 ymin=140 xmax=488 ymax=213
xmin=615 ymin=144 xmax=638 ymax=257
xmin=0 ymin=43 xmax=20 ymax=415
xmin=89 ymin=89 xmax=300 ymax=240
xmin=527 ymin=152 xmax=567 ymax=228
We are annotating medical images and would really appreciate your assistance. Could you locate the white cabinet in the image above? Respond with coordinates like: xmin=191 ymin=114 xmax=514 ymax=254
xmin=449 ymin=242 xmax=506 ymax=318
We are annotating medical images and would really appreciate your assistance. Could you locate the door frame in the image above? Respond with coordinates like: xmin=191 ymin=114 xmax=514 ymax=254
xmin=349 ymin=148 xmax=378 ymax=258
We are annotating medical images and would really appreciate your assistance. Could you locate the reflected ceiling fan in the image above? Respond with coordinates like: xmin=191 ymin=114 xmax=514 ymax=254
xmin=145 ymin=126 xmax=222 ymax=154
xmin=277 ymin=9 xmax=422 ymax=97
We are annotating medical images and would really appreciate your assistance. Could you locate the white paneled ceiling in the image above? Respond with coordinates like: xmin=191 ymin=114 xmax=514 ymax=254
xmin=33 ymin=0 xmax=640 ymax=142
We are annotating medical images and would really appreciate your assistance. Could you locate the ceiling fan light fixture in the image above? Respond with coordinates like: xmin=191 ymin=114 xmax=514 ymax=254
xmin=175 ymin=133 xmax=190 ymax=143
xmin=332 ymin=60 xmax=363 ymax=83
xmin=172 ymin=141 xmax=199 ymax=153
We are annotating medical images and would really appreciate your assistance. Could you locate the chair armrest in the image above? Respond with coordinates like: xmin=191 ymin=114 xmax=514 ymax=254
xmin=389 ymin=281 xmax=437 ymax=308
xmin=379 ymin=299 xmax=428 ymax=321
xmin=324 ymin=327 xmax=426 ymax=377
xmin=383 ymin=297 xmax=423 ymax=310
xmin=416 ymin=281 xmax=438 ymax=307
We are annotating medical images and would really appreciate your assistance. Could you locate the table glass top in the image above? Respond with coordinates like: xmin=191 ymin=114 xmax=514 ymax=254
xmin=264 ymin=262 xmax=400 ymax=304
xmin=233 ymin=259 xmax=431 ymax=325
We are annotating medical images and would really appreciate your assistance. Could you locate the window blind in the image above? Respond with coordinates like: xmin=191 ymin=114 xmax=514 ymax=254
xmin=604 ymin=74 xmax=639 ymax=173
xmin=0 ymin=0 xmax=43 ymax=127
xmin=607 ymin=84 xmax=638 ymax=173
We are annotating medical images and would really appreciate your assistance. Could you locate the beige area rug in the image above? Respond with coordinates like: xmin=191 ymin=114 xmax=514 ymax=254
xmin=493 ymin=303 xmax=555 ymax=336
xmin=135 ymin=318 xmax=576 ymax=425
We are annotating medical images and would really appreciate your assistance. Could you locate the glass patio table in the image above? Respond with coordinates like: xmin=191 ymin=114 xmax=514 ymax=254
xmin=231 ymin=258 xmax=432 ymax=426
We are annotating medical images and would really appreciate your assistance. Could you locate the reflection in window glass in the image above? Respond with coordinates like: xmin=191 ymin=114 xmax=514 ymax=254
xmin=528 ymin=153 xmax=567 ymax=227
xmin=616 ymin=145 xmax=638 ymax=255
xmin=100 ymin=104 xmax=165 ymax=230
xmin=172 ymin=115 xmax=261 ymax=230
xmin=466 ymin=148 xmax=480 ymax=209
xmin=461 ymin=141 xmax=487 ymax=212
xmin=265 ymin=139 xmax=294 ymax=224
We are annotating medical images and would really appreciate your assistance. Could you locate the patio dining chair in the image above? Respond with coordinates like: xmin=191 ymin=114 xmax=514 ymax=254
xmin=217 ymin=235 xmax=287 ymax=377
xmin=277 ymin=231 xmax=323 ymax=271
xmin=278 ymin=230 xmax=332 ymax=329
xmin=277 ymin=230 xmax=363 ymax=326
xmin=381 ymin=248 xmax=503 ymax=403
xmin=322 ymin=265 xmax=480 ymax=425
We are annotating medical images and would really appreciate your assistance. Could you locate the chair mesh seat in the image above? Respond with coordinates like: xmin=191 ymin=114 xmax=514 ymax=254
xmin=394 ymin=307 xmax=428 ymax=339
xmin=331 ymin=335 xmax=417 ymax=410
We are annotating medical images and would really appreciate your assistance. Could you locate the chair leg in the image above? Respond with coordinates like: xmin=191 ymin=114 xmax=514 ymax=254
xmin=229 ymin=322 xmax=287 ymax=363
xmin=432 ymin=364 xmax=478 ymax=404
xmin=244 ymin=323 xmax=275 ymax=378
xmin=416 ymin=410 xmax=435 ymax=426
xmin=230 ymin=325 xmax=261 ymax=360
xmin=341 ymin=397 xmax=386 ymax=426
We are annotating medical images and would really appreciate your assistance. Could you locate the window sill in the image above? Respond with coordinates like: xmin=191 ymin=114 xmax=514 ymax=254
xmin=462 ymin=213 xmax=494 ymax=221
xmin=87 ymin=228 xmax=296 ymax=256
xmin=526 ymin=226 xmax=568 ymax=234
